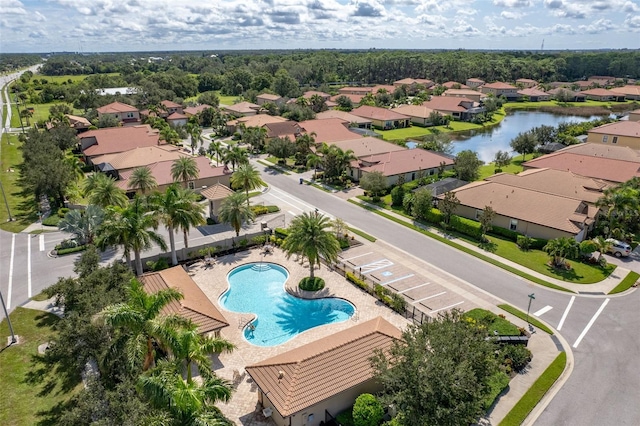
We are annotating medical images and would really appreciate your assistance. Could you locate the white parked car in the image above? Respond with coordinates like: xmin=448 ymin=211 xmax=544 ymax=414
xmin=605 ymin=239 xmax=632 ymax=258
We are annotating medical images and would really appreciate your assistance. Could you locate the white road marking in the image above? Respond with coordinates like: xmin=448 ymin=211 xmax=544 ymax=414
xmin=533 ymin=305 xmax=553 ymax=317
xmin=573 ymin=298 xmax=610 ymax=349
xmin=270 ymin=187 xmax=317 ymax=211
xmin=380 ymin=274 xmax=415 ymax=286
xmin=267 ymin=190 xmax=304 ymax=212
xmin=431 ymin=301 xmax=465 ymax=313
xmin=358 ymin=259 xmax=393 ymax=274
xmin=398 ymin=282 xmax=431 ymax=294
xmin=341 ymin=252 xmax=374 ymax=262
xmin=413 ymin=291 xmax=446 ymax=304
xmin=557 ymin=296 xmax=575 ymax=331
xmin=7 ymin=234 xmax=15 ymax=309
xmin=288 ymin=210 xmax=297 ymax=216
xmin=39 ymin=234 xmax=45 ymax=251
xmin=28 ymin=235 xmax=32 ymax=297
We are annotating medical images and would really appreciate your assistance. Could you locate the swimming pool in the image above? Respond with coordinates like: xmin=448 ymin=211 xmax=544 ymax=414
xmin=220 ymin=262 xmax=355 ymax=346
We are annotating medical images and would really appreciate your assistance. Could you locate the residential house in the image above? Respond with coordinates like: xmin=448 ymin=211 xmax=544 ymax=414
xmin=330 ymin=137 xmax=406 ymax=158
xmin=587 ymin=76 xmax=618 ymax=87
xmin=441 ymin=81 xmax=470 ymax=89
xmin=46 ymin=114 xmax=91 ymax=132
xmin=201 ymin=183 xmax=235 ymax=221
xmin=443 ymin=89 xmax=484 ymax=103
xmin=371 ymin=84 xmax=397 ymax=94
xmin=298 ymin=118 xmax=361 ymax=143
xmin=628 ymin=109 xmax=640 ymax=122
xmin=480 ymin=82 xmax=519 ymax=100
xmin=166 ymin=112 xmax=189 ymax=127
xmin=579 ymin=88 xmax=625 ymax=102
xmin=330 ymin=93 xmax=364 ymax=105
xmin=184 ymin=104 xmax=212 ymax=117
xmin=91 ymin=145 xmax=185 ymax=175
xmin=547 ymin=88 xmax=586 ymax=102
xmin=117 ymin=156 xmax=231 ymax=194
xmin=226 ymin=114 xmax=289 ymax=134
xmin=393 ymin=78 xmax=434 ymax=88
xmin=350 ymin=148 xmax=455 ymax=186
xmin=264 ymin=121 xmax=305 ymax=141
xmin=301 ymin=90 xmax=331 ymax=101
xmin=139 ymin=266 xmax=229 ymax=336
xmin=516 ymin=78 xmax=538 ymax=88
xmin=413 ymin=177 xmax=468 ymax=198
xmin=391 ymin=104 xmax=435 ymax=126
xmin=315 ymin=110 xmax=372 ymax=129
xmin=350 ymin=105 xmax=409 ymax=130
xmin=246 ymin=317 xmax=402 ymax=426
xmin=517 ymin=88 xmax=551 ymax=102
xmin=421 ymin=96 xmax=483 ymax=121
xmin=586 ymin=121 xmax=640 ymax=149
xmin=80 ymin=125 xmax=161 ymax=164
xmin=256 ymin=93 xmax=284 ymax=106
xmin=222 ymin=101 xmax=260 ymax=117
xmin=610 ymin=85 xmax=640 ymax=101
xmin=573 ymin=80 xmax=595 ymax=90
xmin=466 ymin=78 xmax=485 ymax=88
xmin=160 ymin=100 xmax=184 ymax=116
xmin=96 ymin=101 xmax=140 ymax=125
xmin=444 ymin=180 xmax=596 ymax=242
xmin=522 ymin=143 xmax=640 ymax=183
xmin=337 ymin=87 xmax=373 ymax=96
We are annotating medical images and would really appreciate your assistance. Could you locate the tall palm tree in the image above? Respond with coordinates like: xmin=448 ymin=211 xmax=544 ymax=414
xmin=224 ymin=145 xmax=249 ymax=171
xmin=208 ymin=141 xmax=224 ymax=166
xmin=230 ymin=164 xmax=265 ymax=208
xmin=186 ymin=122 xmax=203 ymax=156
xmin=86 ymin=173 xmax=129 ymax=208
xmin=295 ymin=132 xmax=316 ymax=165
xmin=218 ymin=192 xmax=255 ymax=237
xmin=128 ymin=166 xmax=157 ymax=195
xmin=591 ymin=236 xmax=613 ymax=263
xmin=282 ymin=212 xmax=341 ymax=279
xmin=543 ymin=237 xmax=579 ymax=268
xmin=137 ymin=360 xmax=233 ymax=426
xmin=58 ymin=204 xmax=104 ymax=245
xmin=98 ymin=196 xmax=168 ymax=275
xmin=171 ymin=157 xmax=199 ymax=188
xmin=100 ymin=278 xmax=187 ymax=371
xmin=306 ymin=153 xmax=322 ymax=180
xmin=65 ymin=154 xmax=85 ymax=182
xmin=149 ymin=184 xmax=205 ymax=266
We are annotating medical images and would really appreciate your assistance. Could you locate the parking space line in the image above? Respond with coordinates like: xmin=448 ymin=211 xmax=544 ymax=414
xmin=573 ymin=298 xmax=610 ymax=349
xmin=557 ymin=296 xmax=575 ymax=331
xmin=380 ymin=274 xmax=414 ymax=286
xmin=398 ymin=282 xmax=431 ymax=294
xmin=431 ymin=301 xmax=465 ymax=314
xmin=341 ymin=252 xmax=374 ymax=262
xmin=533 ymin=305 xmax=553 ymax=317
xmin=7 ymin=234 xmax=15 ymax=309
xmin=39 ymin=234 xmax=45 ymax=251
xmin=28 ymin=235 xmax=32 ymax=297
xmin=413 ymin=291 xmax=446 ymax=304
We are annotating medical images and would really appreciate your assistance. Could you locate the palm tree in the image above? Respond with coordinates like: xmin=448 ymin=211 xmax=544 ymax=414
xmin=186 ymin=122 xmax=203 ymax=156
xmin=295 ymin=132 xmax=316 ymax=165
xmin=98 ymin=196 xmax=168 ymax=275
xmin=224 ymin=145 xmax=249 ymax=171
xmin=100 ymin=278 xmax=187 ymax=371
xmin=591 ymin=236 xmax=613 ymax=263
xmin=128 ymin=166 xmax=157 ymax=195
xmin=137 ymin=360 xmax=233 ymax=426
xmin=208 ymin=141 xmax=224 ymax=166
xmin=65 ymin=154 xmax=85 ymax=182
xmin=230 ymin=164 xmax=265 ymax=208
xmin=306 ymin=153 xmax=322 ymax=180
xmin=543 ymin=237 xmax=579 ymax=268
xmin=171 ymin=157 xmax=199 ymax=188
xmin=160 ymin=126 xmax=180 ymax=144
xmin=86 ymin=173 xmax=128 ymax=208
xmin=149 ymin=184 xmax=205 ymax=266
xmin=218 ymin=192 xmax=255 ymax=237
xmin=282 ymin=212 xmax=341 ymax=279
xmin=58 ymin=204 xmax=104 ymax=245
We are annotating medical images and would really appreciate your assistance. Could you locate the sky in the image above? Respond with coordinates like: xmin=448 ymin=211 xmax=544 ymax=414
xmin=1 ymin=0 xmax=639 ymax=53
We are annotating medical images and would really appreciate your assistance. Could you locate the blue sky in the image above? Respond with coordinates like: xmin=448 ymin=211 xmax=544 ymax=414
xmin=1 ymin=0 xmax=639 ymax=53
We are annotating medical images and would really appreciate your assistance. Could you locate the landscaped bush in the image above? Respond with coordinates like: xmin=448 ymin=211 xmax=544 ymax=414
xmin=274 ymin=227 xmax=289 ymax=239
xmin=336 ymin=408 xmax=355 ymax=426
xmin=346 ymin=272 xmax=370 ymax=292
xmin=146 ymin=257 xmax=170 ymax=272
xmin=390 ymin=186 xmax=405 ymax=207
xmin=492 ymin=226 xmax=520 ymax=241
xmin=266 ymin=205 xmax=280 ymax=213
xmin=299 ymin=277 xmax=325 ymax=291
xmin=516 ymin=234 xmax=533 ymax=250
xmin=482 ymin=371 xmax=510 ymax=410
xmin=55 ymin=245 xmax=87 ymax=255
xmin=56 ymin=239 xmax=78 ymax=250
xmin=353 ymin=393 xmax=384 ymax=426
xmin=450 ymin=215 xmax=483 ymax=240
xmin=500 ymin=344 xmax=533 ymax=373
xmin=529 ymin=237 xmax=548 ymax=250
xmin=252 ymin=235 xmax=268 ymax=245
xmin=424 ymin=207 xmax=444 ymax=224
xmin=42 ymin=215 xmax=61 ymax=226
xmin=338 ymin=237 xmax=350 ymax=250
xmin=57 ymin=207 xmax=70 ymax=218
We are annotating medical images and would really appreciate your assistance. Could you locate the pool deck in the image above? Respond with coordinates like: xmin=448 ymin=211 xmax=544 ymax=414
xmin=189 ymin=247 xmax=413 ymax=425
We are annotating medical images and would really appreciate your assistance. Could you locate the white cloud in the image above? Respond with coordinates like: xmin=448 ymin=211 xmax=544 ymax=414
xmin=578 ymin=18 xmax=615 ymax=34
xmin=500 ymin=11 xmax=525 ymax=19
xmin=493 ymin=0 xmax=532 ymax=7
xmin=625 ymin=15 xmax=640 ymax=28
xmin=0 ymin=0 xmax=27 ymax=14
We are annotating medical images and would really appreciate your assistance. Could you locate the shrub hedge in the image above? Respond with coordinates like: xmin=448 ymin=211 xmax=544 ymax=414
xmin=55 ymin=245 xmax=87 ymax=255
xmin=274 ymin=227 xmax=289 ymax=239
xmin=450 ymin=216 xmax=483 ymax=240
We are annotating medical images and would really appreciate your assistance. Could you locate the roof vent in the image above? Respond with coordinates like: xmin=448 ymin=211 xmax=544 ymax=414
xmin=277 ymin=371 xmax=285 ymax=380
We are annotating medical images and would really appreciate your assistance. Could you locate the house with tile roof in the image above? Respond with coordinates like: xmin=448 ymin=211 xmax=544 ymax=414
xmin=337 ymin=86 xmax=373 ymax=96
xmin=184 ymin=104 xmax=213 ymax=117
xmin=466 ymin=78 xmax=485 ymax=88
xmin=609 ymin=85 xmax=640 ymax=101
xmin=264 ymin=121 xmax=305 ymax=141
xmin=480 ymin=82 xmax=519 ymax=100
xmin=166 ymin=111 xmax=189 ymax=127
xmin=246 ymin=317 xmax=402 ymax=426
xmin=256 ymin=93 xmax=284 ymax=106
xmin=160 ymin=100 xmax=184 ymax=115
xmin=46 ymin=114 xmax=91 ymax=132
xmin=222 ymin=101 xmax=260 ymax=117
xmin=516 ymin=78 xmax=538 ymax=88
xmin=329 ymin=137 xmax=406 ymax=158
xmin=517 ymin=88 xmax=551 ymax=102
xmin=350 ymin=105 xmax=409 ymax=130
xmin=586 ymin=121 xmax=640 ymax=149
xmin=441 ymin=81 xmax=470 ymax=89
xmin=96 ymin=101 xmax=140 ymax=125
xmin=393 ymin=78 xmax=434 ymax=88
xmin=80 ymin=125 xmax=162 ymax=163
xmin=350 ymin=148 xmax=455 ymax=186
xmin=226 ymin=114 xmax=289 ymax=134
xmin=628 ymin=109 xmax=640 ymax=122
xmin=421 ymin=96 xmax=483 ymax=121
xmin=579 ymin=88 xmax=625 ymax=102
xmin=390 ymin=104 xmax=435 ymax=126
xmin=330 ymin=93 xmax=364 ymax=105
xmin=140 ymin=266 xmax=229 ymax=336
xmin=315 ymin=110 xmax=372 ymax=129
xmin=547 ymin=88 xmax=586 ymax=102
xmin=443 ymin=89 xmax=485 ymax=103
xmin=91 ymin=145 xmax=185 ymax=173
xmin=201 ymin=183 xmax=235 ymax=221
xmin=298 ymin=118 xmax=361 ymax=143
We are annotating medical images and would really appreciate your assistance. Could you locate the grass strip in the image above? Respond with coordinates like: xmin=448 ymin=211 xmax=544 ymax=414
xmin=498 ymin=304 xmax=554 ymax=335
xmin=311 ymin=182 xmax=331 ymax=192
xmin=348 ymin=227 xmax=376 ymax=242
xmin=609 ymin=271 xmax=640 ymax=295
xmin=348 ymin=199 xmax=573 ymax=293
xmin=499 ymin=352 xmax=567 ymax=426
xmin=256 ymin=159 xmax=291 ymax=175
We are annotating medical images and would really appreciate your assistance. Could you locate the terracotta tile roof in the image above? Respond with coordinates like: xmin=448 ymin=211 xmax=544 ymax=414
xmin=467 ymin=78 xmax=485 ymax=83
xmin=444 ymin=89 xmax=483 ymax=98
xmin=557 ymin=142 xmax=640 ymax=162
xmin=302 ymin=90 xmax=331 ymax=99
xmin=449 ymin=181 xmax=591 ymax=234
xmin=161 ymin=100 xmax=182 ymax=109
xmin=422 ymin=96 xmax=475 ymax=113
xmin=330 ymin=93 xmax=365 ymax=104
xmin=298 ymin=118 xmax=361 ymax=143
xmin=580 ymin=88 xmax=619 ymax=97
xmin=588 ymin=121 xmax=640 ymax=138
xmin=351 ymin=105 xmax=409 ymax=121
xmin=66 ymin=114 xmax=91 ymax=127
xmin=316 ymin=110 xmax=372 ymax=125
xmin=440 ymin=81 xmax=469 ymax=89
xmin=391 ymin=104 xmax=435 ymax=119
xmin=229 ymin=115 xmax=289 ymax=128
xmin=184 ymin=104 xmax=212 ymax=116
xmin=486 ymin=168 xmax=611 ymax=204
xmin=92 ymin=145 xmax=184 ymax=171
xmin=610 ymin=85 xmax=640 ymax=96
xmin=516 ymin=78 xmax=538 ymax=84
xmin=96 ymin=101 xmax=138 ymax=114
xmin=167 ymin=112 xmax=188 ymax=120
xmin=356 ymin=148 xmax=454 ymax=177
xmin=523 ymin=152 xmax=640 ymax=183
xmin=257 ymin=93 xmax=282 ymax=101
xmin=264 ymin=121 xmax=304 ymax=139
xmin=547 ymin=88 xmax=584 ymax=98
xmin=201 ymin=183 xmax=234 ymax=200
xmin=140 ymin=266 xmax=228 ymax=334
xmin=483 ymin=82 xmax=517 ymax=90
xmin=371 ymin=85 xmax=396 ymax=93
xmin=118 ymin=156 xmax=229 ymax=189
xmin=222 ymin=102 xmax=260 ymax=115
xmin=338 ymin=87 xmax=373 ymax=94
xmin=330 ymin=137 xmax=406 ymax=158
xmin=394 ymin=78 xmax=434 ymax=87
xmin=517 ymin=88 xmax=549 ymax=97
xmin=246 ymin=317 xmax=401 ymax=418
xmin=81 ymin=125 xmax=161 ymax=157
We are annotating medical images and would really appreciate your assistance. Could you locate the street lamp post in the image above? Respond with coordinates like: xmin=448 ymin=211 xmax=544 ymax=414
xmin=0 ymin=289 xmax=17 ymax=345
xmin=526 ymin=293 xmax=536 ymax=331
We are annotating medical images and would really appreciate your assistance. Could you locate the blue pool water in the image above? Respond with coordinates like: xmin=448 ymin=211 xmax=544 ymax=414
xmin=220 ymin=262 xmax=355 ymax=347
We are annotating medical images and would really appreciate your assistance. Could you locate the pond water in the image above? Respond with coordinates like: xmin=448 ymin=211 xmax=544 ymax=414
xmin=451 ymin=111 xmax=604 ymax=163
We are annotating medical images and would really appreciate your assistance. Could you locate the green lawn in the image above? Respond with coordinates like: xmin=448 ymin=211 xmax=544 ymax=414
xmin=0 ymin=307 xmax=81 ymax=426
xmin=498 ymin=304 xmax=554 ymax=335
xmin=465 ymin=308 xmax=521 ymax=335
xmin=215 ymin=91 xmax=241 ymax=106
xmin=478 ymin=155 xmax=527 ymax=180
xmin=0 ymin=133 xmax=36 ymax=232
xmin=11 ymin=101 xmax=84 ymax=128
xmin=36 ymin=74 xmax=90 ymax=85
xmin=609 ymin=271 xmax=640 ymax=295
